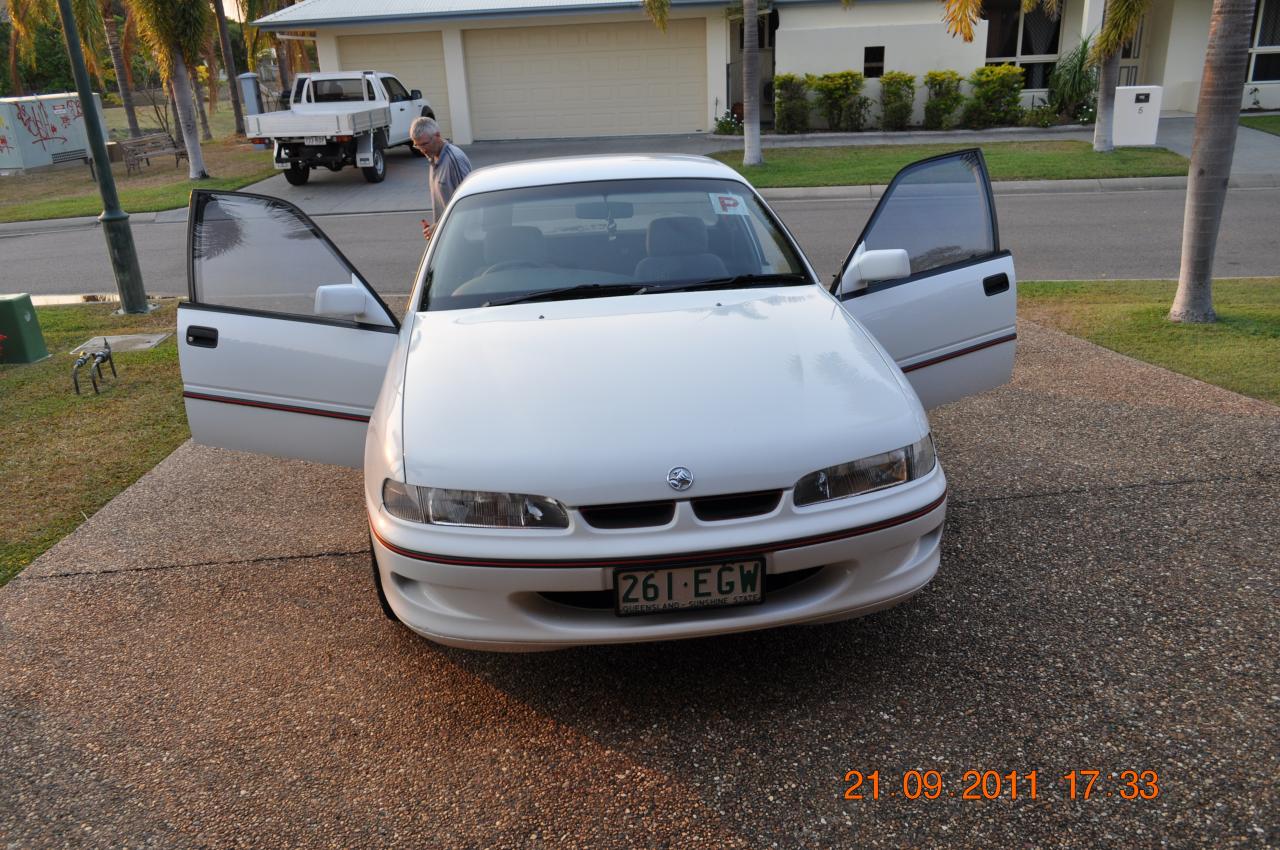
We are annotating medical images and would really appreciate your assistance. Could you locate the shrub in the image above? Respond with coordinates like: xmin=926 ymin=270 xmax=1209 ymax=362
xmin=713 ymin=109 xmax=743 ymax=135
xmin=805 ymin=71 xmax=867 ymax=131
xmin=1021 ymin=102 xmax=1059 ymax=128
xmin=923 ymin=70 xmax=964 ymax=130
xmin=879 ymin=71 xmax=916 ymax=130
xmin=773 ymin=73 xmax=811 ymax=134
xmin=962 ymin=64 xmax=1025 ymax=128
xmin=1048 ymin=35 xmax=1098 ymax=122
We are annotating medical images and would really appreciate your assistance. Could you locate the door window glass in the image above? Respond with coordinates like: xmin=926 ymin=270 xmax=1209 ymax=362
xmin=191 ymin=193 xmax=389 ymax=322
xmin=860 ymin=151 xmax=996 ymax=277
xmin=382 ymin=76 xmax=409 ymax=102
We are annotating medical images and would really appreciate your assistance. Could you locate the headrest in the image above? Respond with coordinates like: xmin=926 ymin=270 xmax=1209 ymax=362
xmin=484 ymin=225 xmax=545 ymax=265
xmin=647 ymin=216 xmax=708 ymax=257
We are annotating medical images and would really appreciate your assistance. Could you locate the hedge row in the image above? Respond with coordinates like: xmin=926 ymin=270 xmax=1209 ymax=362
xmin=771 ymin=65 xmax=1031 ymax=134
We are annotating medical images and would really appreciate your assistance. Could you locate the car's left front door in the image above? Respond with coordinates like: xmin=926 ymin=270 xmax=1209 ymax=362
xmin=178 ymin=190 xmax=401 ymax=468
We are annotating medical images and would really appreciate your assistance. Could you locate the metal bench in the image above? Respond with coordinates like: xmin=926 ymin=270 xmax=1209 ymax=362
xmin=119 ymin=132 xmax=188 ymax=175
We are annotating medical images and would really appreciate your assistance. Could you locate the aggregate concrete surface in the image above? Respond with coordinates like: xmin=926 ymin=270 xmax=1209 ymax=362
xmin=2 ymin=321 xmax=1276 ymax=849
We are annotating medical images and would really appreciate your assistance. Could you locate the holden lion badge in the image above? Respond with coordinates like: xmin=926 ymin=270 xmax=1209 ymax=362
xmin=667 ymin=466 xmax=694 ymax=491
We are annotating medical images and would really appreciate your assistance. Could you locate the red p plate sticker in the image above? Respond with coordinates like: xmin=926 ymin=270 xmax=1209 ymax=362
xmin=709 ymin=193 xmax=749 ymax=215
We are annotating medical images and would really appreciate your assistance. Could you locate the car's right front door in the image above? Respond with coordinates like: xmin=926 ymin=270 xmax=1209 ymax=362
xmin=835 ymin=149 xmax=1017 ymax=409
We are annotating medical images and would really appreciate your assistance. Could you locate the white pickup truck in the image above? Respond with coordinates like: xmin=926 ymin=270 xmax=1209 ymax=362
xmin=246 ymin=70 xmax=434 ymax=185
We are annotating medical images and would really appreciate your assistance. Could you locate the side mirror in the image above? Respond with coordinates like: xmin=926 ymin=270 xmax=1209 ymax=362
xmin=315 ymin=283 xmax=369 ymax=319
xmin=410 ymin=89 xmax=423 ymax=100
xmin=838 ymin=248 xmax=911 ymax=295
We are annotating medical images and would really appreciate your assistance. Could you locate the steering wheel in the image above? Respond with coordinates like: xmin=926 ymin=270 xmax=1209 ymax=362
xmin=480 ymin=259 xmax=547 ymax=275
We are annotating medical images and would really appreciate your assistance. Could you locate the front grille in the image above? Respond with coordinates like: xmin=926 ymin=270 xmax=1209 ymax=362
xmin=579 ymin=500 xmax=675 ymax=529
xmin=538 ymin=566 xmax=823 ymax=611
xmin=691 ymin=490 xmax=782 ymax=521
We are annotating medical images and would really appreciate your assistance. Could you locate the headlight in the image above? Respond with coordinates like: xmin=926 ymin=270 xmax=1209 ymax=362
xmin=382 ymin=480 xmax=570 ymax=529
xmin=793 ymin=433 xmax=937 ymax=506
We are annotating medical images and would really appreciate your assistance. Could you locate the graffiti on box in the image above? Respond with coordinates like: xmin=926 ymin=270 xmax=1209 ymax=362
xmin=0 ymin=113 xmax=11 ymax=154
xmin=14 ymin=100 xmax=71 ymax=150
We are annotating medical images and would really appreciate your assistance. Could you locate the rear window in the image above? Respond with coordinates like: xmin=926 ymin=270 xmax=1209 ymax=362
xmin=307 ymin=78 xmax=367 ymax=103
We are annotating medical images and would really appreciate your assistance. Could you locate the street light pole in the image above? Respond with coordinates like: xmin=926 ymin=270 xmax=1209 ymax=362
xmin=55 ymin=0 xmax=149 ymax=313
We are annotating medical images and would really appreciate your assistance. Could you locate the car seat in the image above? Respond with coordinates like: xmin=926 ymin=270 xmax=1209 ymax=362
xmin=634 ymin=216 xmax=729 ymax=282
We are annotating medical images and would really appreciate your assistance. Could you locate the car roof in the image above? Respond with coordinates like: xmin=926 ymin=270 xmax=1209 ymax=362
xmin=454 ymin=154 xmax=749 ymax=198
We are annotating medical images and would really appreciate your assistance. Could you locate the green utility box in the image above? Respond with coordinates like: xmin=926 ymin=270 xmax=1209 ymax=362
xmin=0 ymin=294 xmax=50 ymax=364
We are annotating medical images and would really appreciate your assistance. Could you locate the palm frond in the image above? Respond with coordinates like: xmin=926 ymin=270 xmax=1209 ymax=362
xmin=642 ymin=0 xmax=669 ymax=31
xmin=940 ymin=0 xmax=984 ymax=42
xmin=1092 ymin=0 xmax=1150 ymax=60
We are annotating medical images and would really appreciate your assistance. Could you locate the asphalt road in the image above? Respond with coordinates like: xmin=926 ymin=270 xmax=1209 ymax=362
xmin=4 ymin=186 xmax=1279 ymax=300
xmin=3 ymin=321 xmax=1276 ymax=848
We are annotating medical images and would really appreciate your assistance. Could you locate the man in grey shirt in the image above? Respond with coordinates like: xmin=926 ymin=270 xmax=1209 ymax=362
xmin=411 ymin=116 xmax=473 ymax=240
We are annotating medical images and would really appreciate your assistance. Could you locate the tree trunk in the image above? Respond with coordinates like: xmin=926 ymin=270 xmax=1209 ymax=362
xmin=8 ymin=36 xmax=25 ymax=96
xmin=1170 ymin=0 xmax=1253 ymax=324
xmin=273 ymin=35 xmax=292 ymax=103
xmin=193 ymin=71 xmax=213 ymax=141
xmin=171 ymin=60 xmax=209 ymax=178
xmin=168 ymin=80 xmax=184 ymax=147
xmin=212 ymin=0 xmax=245 ymax=135
xmin=103 ymin=12 xmax=141 ymax=137
xmin=1093 ymin=48 xmax=1121 ymax=152
xmin=742 ymin=0 xmax=763 ymax=166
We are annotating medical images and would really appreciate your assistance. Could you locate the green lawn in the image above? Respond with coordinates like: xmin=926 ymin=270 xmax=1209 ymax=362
xmin=1019 ymin=278 xmax=1280 ymax=404
xmin=0 ymin=101 xmax=275 ymax=224
xmin=1239 ymin=114 xmax=1280 ymax=136
xmin=711 ymin=141 xmax=1188 ymax=188
xmin=0 ymin=301 xmax=188 ymax=585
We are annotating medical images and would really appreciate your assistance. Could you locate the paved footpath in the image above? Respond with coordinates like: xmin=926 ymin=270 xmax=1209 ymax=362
xmin=1 ymin=322 xmax=1275 ymax=848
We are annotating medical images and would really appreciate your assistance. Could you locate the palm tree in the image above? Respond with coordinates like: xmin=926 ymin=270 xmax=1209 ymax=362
xmin=211 ymin=0 xmax=245 ymax=135
xmin=1169 ymin=0 xmax=1255 ymax=323
xmin=101 ymin=1 xmax=141 ymax=137
xmin=7 ymin=0 xmax=106 ymax=97
xmin=1089 ymin=0 xmax=1150 ymax=153
xmin=131 ymin=0 xmax=212 ymax=178
xmin=642 ymin=0 xmax=763 ymax=166
xmin=942 ymin=0 xmax=1256 ymax=324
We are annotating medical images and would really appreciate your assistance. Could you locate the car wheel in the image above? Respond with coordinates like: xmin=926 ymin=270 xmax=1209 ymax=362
xmin=362 ymin=144 xmax=387 ymax=183
xmin=408 ymin=142 xmax=426 ymax=158
xmin=420 ymin=107 xmax=435 ymax=119
xmin=283 ymin=164 xmax=310 ymax=186
xmin=369 ymin=533 xmax=400 ymax=622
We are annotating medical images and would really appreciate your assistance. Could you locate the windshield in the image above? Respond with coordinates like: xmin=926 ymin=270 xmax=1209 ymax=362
xmin=419 ymin=178 xmax=811 ymax=311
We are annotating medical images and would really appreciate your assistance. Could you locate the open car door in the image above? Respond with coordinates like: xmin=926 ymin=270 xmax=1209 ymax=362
xmin=178 ymin=190 xmax=400 ymax=467
xmin=835 ymin=149 xmax=1016 ymax=409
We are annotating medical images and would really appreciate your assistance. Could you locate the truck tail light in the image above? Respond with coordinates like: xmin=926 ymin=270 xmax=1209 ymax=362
xmin=250 ymin=137 xmax=267 ymax=145
xmin=335 ymin=135 xmax=353 ymax=142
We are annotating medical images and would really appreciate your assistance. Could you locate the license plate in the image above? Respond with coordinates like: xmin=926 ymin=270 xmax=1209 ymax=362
xmin=304 ymin=135 xmax=327 ymax=146
xmin=614 ymin=558 xmax=765 ymax=617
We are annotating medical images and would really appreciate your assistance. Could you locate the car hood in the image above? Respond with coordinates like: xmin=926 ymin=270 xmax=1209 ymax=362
xmin=400 ymin=286 xmax=926 ymax=506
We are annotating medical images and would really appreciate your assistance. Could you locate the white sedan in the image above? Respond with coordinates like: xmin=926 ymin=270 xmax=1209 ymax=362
xmin=177 ymin=151 xmax=1016 ymax=651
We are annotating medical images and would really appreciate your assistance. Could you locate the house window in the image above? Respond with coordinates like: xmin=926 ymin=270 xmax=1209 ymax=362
xmin=1252 ymin=0 xmax=1280 ymax=82
xmin=983 ymin=0 xmax=1060 ymax=89
xmin=864 ymin=46 xmax=885 ymax=78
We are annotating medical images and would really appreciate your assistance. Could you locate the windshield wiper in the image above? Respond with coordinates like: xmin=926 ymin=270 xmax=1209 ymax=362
xmin=483 ymin=283 xmax=648 ymax=307
xmin=643 ymin=273 xmax=812 ymax=294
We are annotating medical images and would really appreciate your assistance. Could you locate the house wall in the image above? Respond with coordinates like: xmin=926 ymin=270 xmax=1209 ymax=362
xmin=773 ymin=2 xmax=989 ymax=125
xmin=1151 ymin=0 xmax=1211 ymax=112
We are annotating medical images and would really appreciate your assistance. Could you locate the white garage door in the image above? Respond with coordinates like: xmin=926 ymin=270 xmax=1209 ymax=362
xmin=337 ymin=32 xmax=453 ymax=138
xmin=464 ymin=19 xmax=707 ymax=140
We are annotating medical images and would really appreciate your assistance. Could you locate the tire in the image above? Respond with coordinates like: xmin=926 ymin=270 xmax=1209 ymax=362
xmin=408 ymin=142 xmax=426 ymax=158
xmin=362 ymin=143 xmax=387 ymax=183
xmin=420 ymin=107 xmax=435 ymax=119
xmin=370 ymin=533 xmax=400 ymax=622
xmin=283 ymin=164 xmax=310 ymax=186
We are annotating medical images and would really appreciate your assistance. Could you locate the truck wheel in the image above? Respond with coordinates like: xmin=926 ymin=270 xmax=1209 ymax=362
xmin=283 ymin=164 xmax=310 ymax=186
xmin=362 ymin=143 xmax=387 ymax=183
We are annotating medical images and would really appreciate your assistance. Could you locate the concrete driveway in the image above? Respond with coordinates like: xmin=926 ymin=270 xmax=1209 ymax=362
xmin=2 ymin=321 xmax=1275 ymax=848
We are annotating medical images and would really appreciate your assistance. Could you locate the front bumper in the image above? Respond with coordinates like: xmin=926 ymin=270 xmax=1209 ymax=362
xmin=370 ymin=469 xmax=947 ymax=651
